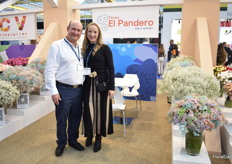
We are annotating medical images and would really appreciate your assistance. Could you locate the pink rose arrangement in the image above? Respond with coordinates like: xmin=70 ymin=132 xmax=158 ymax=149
xmin=2 ymin=57 xmax=28 ymax=66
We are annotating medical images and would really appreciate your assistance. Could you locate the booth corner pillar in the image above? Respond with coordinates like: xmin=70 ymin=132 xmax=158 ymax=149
xmin=181 ymin=0 xmax=220 ymax=68
xmin=29 ymin=0 xmax=80 ymax=62
xmin=181 ymin=0 xmax=221 ymax=155
xmin=43 ymin=0 xmax=80 ymax=39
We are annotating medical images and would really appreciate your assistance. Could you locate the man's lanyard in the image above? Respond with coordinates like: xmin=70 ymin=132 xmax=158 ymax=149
xmin=85 ymin=44 xmax=95 ymax=67
xmin=64 ymin=38 xmax=80 ymax=61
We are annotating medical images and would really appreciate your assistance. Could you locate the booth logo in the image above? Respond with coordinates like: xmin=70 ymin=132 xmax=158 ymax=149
xmin=97 ymin=14 xmax=109 ymax=31
xmin=0 ymin=16 xmax=26 ymax=32
xmin=96 ymin=14 xmax=155 ymax=32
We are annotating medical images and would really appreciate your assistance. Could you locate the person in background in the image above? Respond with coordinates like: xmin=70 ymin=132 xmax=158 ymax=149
xmin=143 ymin=38 xmax=149 ymax=44
xmin=82 ymin=22 xmax=115 ymax=153
xmin=158 ymin=44 xmax=166 ymax=76
xmin=167 ymin=39 xmax=174 ymax=62
xmin=223 ymin=42 xmax=232 ymax=66
xmin=217 ymin=43 xmax=227 ymax=65
xmin=130 ymin=39 xmax=137 ymax=44
xmin=45 ymin=20 xmax=85 ymax=157
xmin=171 ymin=44 xmax=179 ymax=59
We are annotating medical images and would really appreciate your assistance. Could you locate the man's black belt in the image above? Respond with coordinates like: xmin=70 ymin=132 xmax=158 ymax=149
xmin=56 ymin=81 xmax=82 ymax=88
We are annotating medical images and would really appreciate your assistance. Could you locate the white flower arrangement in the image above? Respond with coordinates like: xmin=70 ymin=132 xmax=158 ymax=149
xmin=0 ymin=79 xmax=20 ymax=108
xmin=217 ymin=70 xmax=232 ymax=85
xmin=0 ymin=66 xmax=44 ymax=93
xmin=158 ymin=66 xmax=220 ymax=100
xmin=165 ymin=55 xmax=196 ymax=72
xmin=0 ymin=64 xmax=12 ymax=72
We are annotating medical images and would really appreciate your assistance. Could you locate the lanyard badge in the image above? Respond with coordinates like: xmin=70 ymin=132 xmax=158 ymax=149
xmin=64 ymin=38 xmax=80 ymax=61
xmin=85 ymin=44 xmax=96 ymax=67
xmin=83 ymin=44 xmax=96 ymax=76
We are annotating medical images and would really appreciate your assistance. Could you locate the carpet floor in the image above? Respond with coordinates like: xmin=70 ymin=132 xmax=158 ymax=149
xmin=0 ymin=93 xmax=230 ymax=164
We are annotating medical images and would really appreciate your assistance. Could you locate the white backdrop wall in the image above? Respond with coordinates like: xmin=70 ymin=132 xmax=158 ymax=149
xmin=220 ymin=5 xmax=232 ymax=47
xmin=161 ymin=5 xmax=231 ymax=60
xmin=162 ymin=11 xmax=181 ymax=63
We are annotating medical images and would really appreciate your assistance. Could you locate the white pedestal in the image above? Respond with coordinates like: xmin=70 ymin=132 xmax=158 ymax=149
xmin=0 ymin=107 xmax=5 ymax=126
xmin=39 ymin=85 xmax=50 ymax=96
xmin=217 ymin=97 xmax=232 ymax=163
xmin=0 ymin=94 xmax=54 ymax=141
xmin=172 ymin=125 xmax=211 ymax=164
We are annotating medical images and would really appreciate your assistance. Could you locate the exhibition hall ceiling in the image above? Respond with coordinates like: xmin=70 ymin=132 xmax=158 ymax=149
xmin=0 ymin=0 xmax=131 ymax=21
xmin=0 ymin=0 xmax=130 ymax=12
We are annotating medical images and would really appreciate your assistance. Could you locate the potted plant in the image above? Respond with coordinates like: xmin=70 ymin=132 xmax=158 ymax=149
xmin=169 ymin=95 xmax=227 ymax=156
xmin=0 ymin=79 xmax=20 ymax=125
xmin=158 ymin=66 xmax=220 ymax=100
xmin=0 ymin=66 xmax=43 ymax=108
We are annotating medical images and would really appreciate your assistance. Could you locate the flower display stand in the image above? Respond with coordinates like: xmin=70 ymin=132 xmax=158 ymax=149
xmin=16 ymin=93 xmax=30 ymax=109
xmin=217 ymin=96 xmax=232 ymax=164
xmin=172 ymin=125 xmax=211 ymax=164
xmin=0 ymin=94 xmax=54 ymax=141
xmin=39 ymin=85 xmax=49 ymax=96
xmin=0 ymin=107 xmax=5 ymax=126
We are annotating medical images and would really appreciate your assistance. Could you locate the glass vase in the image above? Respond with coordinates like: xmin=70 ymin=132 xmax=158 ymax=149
xmin=185 ymin=129 xmax=203 ymax=156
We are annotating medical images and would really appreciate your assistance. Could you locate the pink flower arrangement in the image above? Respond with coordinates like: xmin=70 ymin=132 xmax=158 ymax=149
xmin=0 ymin=66 xmax=43 ymax=93
xmin=169 ymin=95 xmax=227 ymax=136
xmin=2 ymin=57 xmax=28 ymax=66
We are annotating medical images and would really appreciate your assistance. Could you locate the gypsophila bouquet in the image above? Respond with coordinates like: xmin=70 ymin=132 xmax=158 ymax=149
xmin=165 ymin=55 xmax=196 ymax=72
xmin=0 ymin=66 xmax=43 ymax=93
xmin=0 ymin=79 xmax=20 ymax=108
xmin=158 ymin=66 xmax=220 ymax=100
xmin=0 ymin=64 xmax=12 ymax=72
xmin=168 ymin=95 xmax=227 ymax=136
xmin=28 ymin=58 xmax=46 ymax=75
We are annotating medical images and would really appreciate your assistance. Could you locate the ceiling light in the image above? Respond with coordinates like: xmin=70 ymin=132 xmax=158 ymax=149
xmin=75 ymin=0 xmax=85 ymax=4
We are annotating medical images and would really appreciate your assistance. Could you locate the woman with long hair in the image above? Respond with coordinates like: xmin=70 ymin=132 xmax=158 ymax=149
xmin=158 ymin=44 xmax=165 ymax=76
xmin=217 ymin=43 xmax=227 ymax=65
xmin=82 ymin=23 xmax=115 ymax=152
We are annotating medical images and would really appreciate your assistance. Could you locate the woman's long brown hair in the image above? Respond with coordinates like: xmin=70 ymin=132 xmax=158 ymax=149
xmin=217 ymin=43 xmax=227 ymax=65
xmin=81 ymin=22 xmax=104 ymax=56
xmin=158 ymin=44 xmax=165 ymax=54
